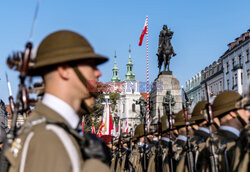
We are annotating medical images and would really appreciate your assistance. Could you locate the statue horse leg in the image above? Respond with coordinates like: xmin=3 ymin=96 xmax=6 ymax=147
xmin=163 ymin=54 xmax=167 ymax=71
xmin=158 ymin=56 xmax=162 ymax=73
xmin=167 ymin=55 xmax=171 ymax=71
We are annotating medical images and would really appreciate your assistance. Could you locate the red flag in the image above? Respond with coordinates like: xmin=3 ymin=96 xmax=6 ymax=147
xmin=108 ymin=106 xmax=114 ymax=135
xmin=81 ymin=116 xmax=84 ymax=134
xmin=139 ymin=16 xmax=148 ymax=46
xmin=91 ymin=124 xmax=96 ymax=134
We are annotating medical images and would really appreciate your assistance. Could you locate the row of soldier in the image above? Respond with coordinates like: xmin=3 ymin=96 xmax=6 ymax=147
xmin=106 ymin=90 xmax=249 ymax=172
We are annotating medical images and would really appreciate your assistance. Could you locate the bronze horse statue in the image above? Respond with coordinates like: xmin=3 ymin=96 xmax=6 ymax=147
xmin=157 ymin=25 xmax=176 ymax=74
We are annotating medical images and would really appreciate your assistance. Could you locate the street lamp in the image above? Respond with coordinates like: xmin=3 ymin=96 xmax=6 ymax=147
xmin=114 ymin=114 xmax=120 ymax=125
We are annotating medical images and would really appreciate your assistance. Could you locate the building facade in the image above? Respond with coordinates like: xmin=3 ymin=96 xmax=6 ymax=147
xmin=112 ymin=47 xmax=142 ymax=132
xmin=186 ymin=73 xmax=202 ymax=108
xmin=185 ymin=29 xmax=249 ymax=105
xmin=221 ymin=30 xmax=250 ymax=96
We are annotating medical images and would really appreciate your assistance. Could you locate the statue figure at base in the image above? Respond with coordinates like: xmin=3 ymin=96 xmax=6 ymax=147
xmin=157 ymin=25 xmax=176 ymax=74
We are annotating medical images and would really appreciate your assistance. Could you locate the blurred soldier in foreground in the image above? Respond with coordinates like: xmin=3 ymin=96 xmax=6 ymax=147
xmin=4 ymin=30 xmax=110 ymax=172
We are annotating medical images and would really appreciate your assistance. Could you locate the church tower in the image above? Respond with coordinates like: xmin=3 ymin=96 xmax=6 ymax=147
xmin=111 ymin=52 xmax=120 ymax=82
xmin=125 ymin=46 xmax=135 ymax=81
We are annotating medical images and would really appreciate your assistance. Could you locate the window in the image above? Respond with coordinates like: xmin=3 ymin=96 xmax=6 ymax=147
xmin=232 ymin=58 xmax=235 ymax=68
xmin=226 ymin=62 xmax=229 ymax=72
xmin=235 ymin=74 xmax=237 ymax=86
xmin=132 ymin=104 xmax=136 ymax=112
xmin=227 ymin=79 xmax=230 ymax=90
xmin=232 ymin=77 xmax=234 ymax=87
xmin=246 ymin=49 xmax=249 ymax=62
xmin=239 ymin=54 xmax=242 ymax=65
xmin=123 ymin=104 xmax=125 ymax=113
xmin=247 ymin=70 xmax=250 ymax=79
xmin=241 ymin=72 xmax=243 ymax=85
xmin=219 ymin=81 xmax=222 ymax=91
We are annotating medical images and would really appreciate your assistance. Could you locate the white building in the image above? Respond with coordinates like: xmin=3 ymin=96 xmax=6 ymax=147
xmin=112 ymin=47 xmax=142 ymax=131
xmin=221 ymin=29 xmax=250 ymax=96
xmin=186 ymin=73 xmax=202 ymax=108
xmin=185 ymin=29 xmax=250 ymax=106
xmin=200 ymin=59 xmax=224 ymax=103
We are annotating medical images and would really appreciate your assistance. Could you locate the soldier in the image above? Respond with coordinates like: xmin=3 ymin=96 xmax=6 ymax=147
xmin=129 ymin=124 xmax=148 ymax=172
xmin=173 ymin=109 xmax=196 ymax=172
xmin=228 ymin=95 xmax=250 ymax=171
xmin=119 ymin=132 xmax=132 ymax=172
xmin=197 ymin=90 xmax=250 ymax=171
xmin=147 ymin=119 xmax=162 ymax=172
xmin=4 ymin=30 xmax=110 ymax=172
xmin=189 ymin=100 xmax=220 ymax=170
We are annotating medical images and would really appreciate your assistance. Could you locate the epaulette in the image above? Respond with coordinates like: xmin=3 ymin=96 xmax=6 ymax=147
xmin=17 ymin=117 xmax=47 ymax=135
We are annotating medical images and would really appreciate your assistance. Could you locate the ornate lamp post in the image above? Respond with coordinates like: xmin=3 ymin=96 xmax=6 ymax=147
xmin=114 ymin=114 xmax=120 ymax=137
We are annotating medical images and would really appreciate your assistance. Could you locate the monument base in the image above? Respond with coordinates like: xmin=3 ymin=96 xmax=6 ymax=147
xmin=159 ymin=70 xmax=172 ymax=76
xmin=150 ymin=73 xmax=182 ymax=119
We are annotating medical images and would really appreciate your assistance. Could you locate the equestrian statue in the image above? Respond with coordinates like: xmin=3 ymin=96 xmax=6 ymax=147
xmin=157 ymin=25 xmax=176 ymax=74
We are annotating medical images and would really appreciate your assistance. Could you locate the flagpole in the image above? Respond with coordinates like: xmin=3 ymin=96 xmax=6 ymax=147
xmin=146 ymin=16 xmax=150 ymax=130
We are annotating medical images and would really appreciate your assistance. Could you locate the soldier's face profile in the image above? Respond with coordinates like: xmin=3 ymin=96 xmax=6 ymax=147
xmin=77 ymin=60 xmax=102 ymax=85
xmin=236 ymin=108 xmax=250 ymax=124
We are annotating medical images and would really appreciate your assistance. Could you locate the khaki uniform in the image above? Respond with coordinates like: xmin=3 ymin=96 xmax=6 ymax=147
xmin=4 ymin=103 xmax=110 ymax=172
xmin=175 ymin=129 xmax=209 ymax=172
xmin=229 ymin=124 xmax=250 ymax=172
xmin=147 ymin=146 xmax=156 ymax=172
xmin=129 ymin=145 xmax=143 ymax=172
xmin=196 ymin=129 xmax=238 ymax=172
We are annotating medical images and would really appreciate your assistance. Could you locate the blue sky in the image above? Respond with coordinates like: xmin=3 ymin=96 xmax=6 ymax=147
xmin=0 ymin=0 xmax=250 ymax=103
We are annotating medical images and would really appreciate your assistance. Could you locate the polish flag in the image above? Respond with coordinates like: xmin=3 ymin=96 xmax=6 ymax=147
xmin=91 ymin=123 xmax=96 ymax=134
xmin=122 ymin=120 xmax=128 ymax=133
xmin=97 ymin=103 xmax=114 ymax=136
xmin=116 ymin=120 xmax=120 ymax=137
xmin=139 ymin=16 xmax=148 ymax=46
xmin=81 ymin=116 xmax=84 ymax=134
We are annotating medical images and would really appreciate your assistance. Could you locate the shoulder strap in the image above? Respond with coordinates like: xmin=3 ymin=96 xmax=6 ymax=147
xmin=19 ymin=119 xmax=81 ymax=172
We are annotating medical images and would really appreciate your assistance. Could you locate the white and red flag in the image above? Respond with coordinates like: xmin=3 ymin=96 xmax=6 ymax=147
xmin=97 ymin=103 xmax=114 ymax=137
xmin=139 ymin=16 xmax=148 ymax=46
xmin=81 ymin=116 xmax=84 ymax=134
xmin=122 ymin=120 xmax=128 ymax=133
xmin=91 ymin=123 xmax=96 ymax=134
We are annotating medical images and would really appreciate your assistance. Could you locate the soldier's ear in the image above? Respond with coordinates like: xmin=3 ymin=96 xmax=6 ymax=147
xmin=57 ymin=64 xmax=71 ymax=80
xmin=229 ymin=111 xmax=237 ymax=118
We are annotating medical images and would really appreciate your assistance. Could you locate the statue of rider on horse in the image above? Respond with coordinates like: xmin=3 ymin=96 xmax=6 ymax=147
xmin=156 ymin=25 xmax=176 ymax=74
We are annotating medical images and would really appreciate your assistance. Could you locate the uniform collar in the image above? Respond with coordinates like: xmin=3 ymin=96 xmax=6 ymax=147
xmin=137 ymin=142 xmax=148 ymax=148
xmin=219 ymin=126 xmax=240 ymax=138
xmin=161 ymin=137 xmax=171 ymax=142
xmin=42 ymin=93 xmax=79 ymax=129
xmin=177 ymin=135 xmax=187 ymax=142
xmin=198 ymin=127 xmax=210 ymax=134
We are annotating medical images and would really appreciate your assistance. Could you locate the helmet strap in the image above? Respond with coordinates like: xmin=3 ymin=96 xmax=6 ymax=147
xmin=235 ymin=111 xmax=247 ymax=127
xmin=72 ymin=66 xmax=98 ymax=117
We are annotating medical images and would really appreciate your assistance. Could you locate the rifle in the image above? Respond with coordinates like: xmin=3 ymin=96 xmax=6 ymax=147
xmin=0 ymin=1 xmax=41 ymax=171
xmin=135 ymin=98 xmax=148 ymax=172
xmin=124 ymin=129 xmax=133 ymax=171
xmin=204 ymin=82 xmax=218 ymax=172
xmin=5 ymin=72 xmax=15 ymax=119
xmin=114 ymin=129 xmax=122 ymax=172
xmin=155 ymin=108 xmax=163 ymax=172
xmin=0 ymin=42 xmax=33 ymax=172
xmin=167 ymin=98 xmax=174 ymax=172
xmin=182 ymin=88 xmax=194 ymax=172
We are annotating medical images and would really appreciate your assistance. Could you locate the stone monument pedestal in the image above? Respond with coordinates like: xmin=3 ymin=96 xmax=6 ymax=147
xmin=150 ymin=72 xmax=182 ymax=118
